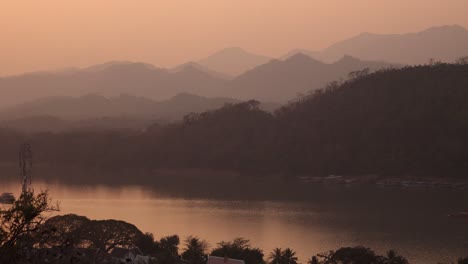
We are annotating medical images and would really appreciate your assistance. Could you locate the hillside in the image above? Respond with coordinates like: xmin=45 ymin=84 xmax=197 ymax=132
xmin=226 ymin=54 xmax=395 ymax=102
xmin=1 ymin=63 xmax=468 ymax=177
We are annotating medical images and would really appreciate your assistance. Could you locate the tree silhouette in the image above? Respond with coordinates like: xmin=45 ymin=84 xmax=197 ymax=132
xmin=0 ymin=191 xmax=59 ymax=263
xmin=268 ymin=248 xmax=298 ymax=264
xmin=211 ymin=238 xmax=265 ymax=264
xmin=181 ymin=235 xmax=209 ymax=264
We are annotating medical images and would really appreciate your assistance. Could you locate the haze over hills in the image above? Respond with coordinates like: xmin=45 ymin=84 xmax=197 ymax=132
xmin=0 ymin=115 xmax=154 ymax=133
xmin=0 ymin=93 xmax=280 ymax=133
xmin=170 ymin=61 xmax=232 ymax=80
xmin=2 ymin=62 xmax=468 ymax=176
xmin=197 ymin=47 xmax=272 ymax=77
xmin=0 ymin=62 xmax=228 ymax=108
xmin=283 ymin=25 xmax=468 ymax=64
xmin=226 ymin=53 xmax=395 ymax=102
xmin=0 ymin=93 xmax=245 ymax=122
xmin=0 ymin=54 xmax=394 ymax=108
xmin=4 ymin=25 xmax=465 ymax=109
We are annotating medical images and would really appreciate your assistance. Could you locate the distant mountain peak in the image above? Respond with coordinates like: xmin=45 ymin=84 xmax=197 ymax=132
xmin=421 ymin=24 xmax=467 ymax=34
xmin=335 ymin=55 xmax=361 ymax=64
xmin=84 ymin=61 xmax=157 ymax=73
xmin=284 ymin=52 xmax=325 ymax=66
xmin=172 ymin=62 xmax=205 ymax=73
xmin=171 ymin=61 xmax=231 ymax=79
xmin=198 ymin=47 xmax=272 ymax=77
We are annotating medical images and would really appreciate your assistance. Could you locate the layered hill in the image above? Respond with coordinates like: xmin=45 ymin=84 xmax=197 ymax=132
xmin=0 ymin=62 xmax=228 ymax=108
xmin=144 ymin=62 xmax=468 ymax=176
xmin=0 ymin=93 xmax=251 ymax=132
xmin=1 ymin=63 xmax=468 ymax=177
xmin=0 ymin=55 xmax=391 ymax=107
xmin=197 ymin=47 xmax=272 ymax=77
xmin=284 ymin=25 xmax=468 ymax=64
xmin=226 ymin=54 xmax=394 ymax=102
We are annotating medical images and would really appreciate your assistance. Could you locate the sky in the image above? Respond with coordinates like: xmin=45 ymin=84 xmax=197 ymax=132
xmin=1 ymin=0 xmax=468 ymax=75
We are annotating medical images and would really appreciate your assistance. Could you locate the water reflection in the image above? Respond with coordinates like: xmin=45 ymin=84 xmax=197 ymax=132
xmin=0 ymin=181 xmax=467 ymax=264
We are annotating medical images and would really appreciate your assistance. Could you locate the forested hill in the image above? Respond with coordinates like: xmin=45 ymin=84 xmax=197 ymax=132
xmin=273 ymin=62 xmax=468 ymax=175
xmin=148 ymin=62 xmax=468 ymax=176
xmin=1 ymin=62 xmax=468 ymax=179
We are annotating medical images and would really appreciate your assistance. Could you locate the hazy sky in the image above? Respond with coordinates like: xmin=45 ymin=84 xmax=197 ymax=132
xmin=1 ymin=0 xmax=468 ymax=75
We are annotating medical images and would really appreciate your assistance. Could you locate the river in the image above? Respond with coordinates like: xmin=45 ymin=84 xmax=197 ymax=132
xmin=1 ymin=180 xmax=467 ymax=264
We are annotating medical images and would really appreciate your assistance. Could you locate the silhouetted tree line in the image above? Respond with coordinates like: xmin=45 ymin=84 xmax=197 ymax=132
xmin=2 ymin=191 xmax=467 ymax=263
xmin=1 ymin=62 xmax=468 ymax=177
xmin=0 ymin=192 xmax=424 ymax=264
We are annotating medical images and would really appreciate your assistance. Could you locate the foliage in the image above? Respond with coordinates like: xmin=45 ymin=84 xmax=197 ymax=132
xmin=181 ymin=235 xmax=209 ymax=264
xmin=2 ymin=63 xmax=468 ymax=178
xmin=37 ymin=213 xmax=90 ymax=248
xmin=268 ymin=247 xmax=298 ymax=264
xmin=82 ymin=219 xmax=144 ymax=252
xmin=313 ymin=247 xmax=408 ymax=264
xmin=211 ymin=238 xmax=265 ymax=264
xmin=0 ymin=191 xmax=59 ymax=263
xmin=40 ymin=214 xmax=146 ymax=253
xmin=153 ymin=235 xmax=181 ymax=264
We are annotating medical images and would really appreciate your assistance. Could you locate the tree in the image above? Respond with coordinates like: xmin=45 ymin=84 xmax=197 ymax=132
xmin=181 ymin=235 xmax=209 ymax=264
xmin=311 ymin=247 xmax=411 ymax=264
xmin=136 ymin=232 xmax=157 ymax=255
xmin=381 ymin=250 xmax=409 ymax=264
xmin=153 ymin=235 xmax=181 ymax=264
xmin=269 ymin=248 xmax=283 ymax=264
xmin=211 ymin=238 xmax=265 ymax=264
xmin=282 ymin=248 xmax=298 ymax=264
xmin=331 ymin=247 xmax=378 ymax=264
xmin=0 ymin=191 xmax=59 ymax=263
xmin=157 ymin=234 xmax=180 ymax=257
xmin=38 ymin=214 xmax=90 ymax=249
xmin=268 ymin=248 xmax=298 ymax=264
xmin=81 ymin=219 xmax=144 ymax=253
xmin=308 ymin=256 xmax=319 ymax=264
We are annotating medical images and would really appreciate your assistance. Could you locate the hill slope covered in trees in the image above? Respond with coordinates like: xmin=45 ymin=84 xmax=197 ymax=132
xmin=1 ymin=63 xmax=468 ymax=179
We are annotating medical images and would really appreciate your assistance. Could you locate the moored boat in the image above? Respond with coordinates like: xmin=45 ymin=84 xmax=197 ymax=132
xmin=448 ymin=212 xmax=468 ymax=218
xmin=0 ymin=192 xmax=15 ymax=204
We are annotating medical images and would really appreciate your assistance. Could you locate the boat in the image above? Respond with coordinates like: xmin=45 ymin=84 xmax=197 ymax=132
xmin=0 ymin=192 xmax=15 ymax=204
xmin=448 ymin=212 xmax=468 ymax=218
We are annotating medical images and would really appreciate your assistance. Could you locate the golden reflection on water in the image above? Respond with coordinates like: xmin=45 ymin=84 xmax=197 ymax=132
xmin=1 ymin=181 xmax=467 ymax=264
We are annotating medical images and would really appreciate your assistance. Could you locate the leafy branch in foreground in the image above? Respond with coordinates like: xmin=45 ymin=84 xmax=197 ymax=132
xmin=0 ymin=190 xmax=59 ymax=262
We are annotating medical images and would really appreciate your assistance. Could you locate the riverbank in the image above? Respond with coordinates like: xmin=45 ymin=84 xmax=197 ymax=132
xmin=296 ymin=174 xmax=468 ymax=190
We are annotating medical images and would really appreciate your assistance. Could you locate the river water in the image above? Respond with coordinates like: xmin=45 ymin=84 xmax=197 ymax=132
xmin=1 ymin=180 xmax=467 ymax=264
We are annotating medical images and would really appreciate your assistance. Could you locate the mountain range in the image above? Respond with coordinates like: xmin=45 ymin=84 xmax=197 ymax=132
xmin=224 ymin=53 xmax=394 ymax=102
xmin=282 ymin=25 xmax=468 ymax=65
xmin=0 ymin=54 xmax=393 ymax=108
xmin=1 ymin=24 xmax=466 ymax=113
xmin=198 ymin=25 xmax=468 ymax=75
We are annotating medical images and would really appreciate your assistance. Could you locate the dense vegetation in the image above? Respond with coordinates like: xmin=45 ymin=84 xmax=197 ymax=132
xmin=1 ymin=63 xmax=468 ymax=179
xmin=3 ymin=191 xmax=466 ymax=264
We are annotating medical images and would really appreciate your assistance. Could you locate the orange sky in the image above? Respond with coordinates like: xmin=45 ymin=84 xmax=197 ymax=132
xmin=1 ymin=0 xmax=468 ymax=75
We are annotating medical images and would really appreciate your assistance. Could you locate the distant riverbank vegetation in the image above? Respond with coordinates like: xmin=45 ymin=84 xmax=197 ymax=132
xmin=1 ymin=62 xmax=468 ymax=181
xmin=1 ymin=191 xmax=466 ymax=264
